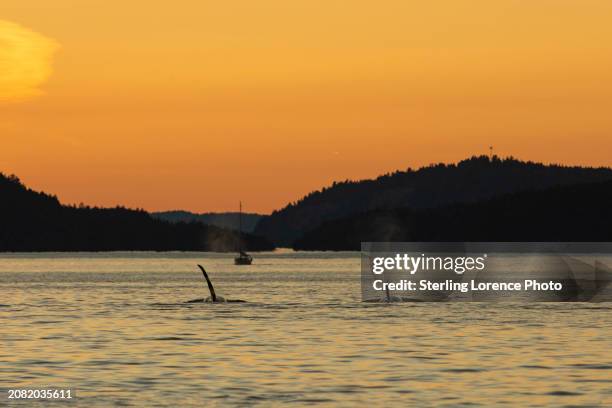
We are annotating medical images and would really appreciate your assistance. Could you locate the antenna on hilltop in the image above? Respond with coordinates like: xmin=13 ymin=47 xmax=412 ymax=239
xmin=489 ymin=146 xmax=494 ymax=160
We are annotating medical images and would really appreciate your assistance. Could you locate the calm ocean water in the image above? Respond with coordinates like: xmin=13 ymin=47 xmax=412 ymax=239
xmin=1 ymin=251 xmax=610 ymax=407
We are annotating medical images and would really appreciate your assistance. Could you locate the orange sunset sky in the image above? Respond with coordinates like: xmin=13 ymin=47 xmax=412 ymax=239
xmin=1 ymin=1 xmax=612 ymax=213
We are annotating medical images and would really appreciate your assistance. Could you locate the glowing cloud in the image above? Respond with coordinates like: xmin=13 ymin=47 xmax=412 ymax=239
xmin=0 ymin=20 xmax=59 ymax=102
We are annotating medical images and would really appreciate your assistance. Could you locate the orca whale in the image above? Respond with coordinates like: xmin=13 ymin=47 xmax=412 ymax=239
xmin=186 ymin=265 xmax=246 ymax=303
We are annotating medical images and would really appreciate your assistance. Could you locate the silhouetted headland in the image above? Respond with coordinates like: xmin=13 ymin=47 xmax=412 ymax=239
xmin=294 ymin=179 xmax=612 ymax=250
xmin=4 ymin=155 xmax=612 ymax=252
xmin=255 ymin=156 xmax=612 ymax=247
xmin=0 ymin=173 xmax=274 ymax=252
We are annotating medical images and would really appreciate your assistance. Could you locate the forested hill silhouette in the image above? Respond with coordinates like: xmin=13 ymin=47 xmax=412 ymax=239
xmin=0 ymin=174 xmax=274 ymax=252
xmin=254 ymin=156 xmax=612 ymax=246
xmin=152 ymin=211 xmax=263 ymax=233
xmin=294 ymin=179 xmax=612 ymax=250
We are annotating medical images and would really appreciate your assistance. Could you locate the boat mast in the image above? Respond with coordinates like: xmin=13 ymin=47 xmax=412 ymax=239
xmin=238 ymin=201 xmax=242 ymax=253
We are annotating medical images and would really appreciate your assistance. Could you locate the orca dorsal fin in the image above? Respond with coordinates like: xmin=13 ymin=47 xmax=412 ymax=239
xmin=197 ymin=264 xmax=217 ymax=302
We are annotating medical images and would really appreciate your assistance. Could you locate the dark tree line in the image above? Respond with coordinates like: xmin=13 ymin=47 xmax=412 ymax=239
xmin=0 ymin=174 xmax=274 ymax=252
xmin=256 ymin=156 xmax=612 ymax=246
xmin=152 ymin=210 xmax=263 ymax=233
xmin=294 ymin=180 xmax=612 ymax=250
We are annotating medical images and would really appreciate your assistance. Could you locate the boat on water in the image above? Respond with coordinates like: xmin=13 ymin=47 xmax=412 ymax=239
xmin=234 ymin=201 xmax=253 ymax=265
xmin=235 ymin=250 xmax=253 ymax=265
